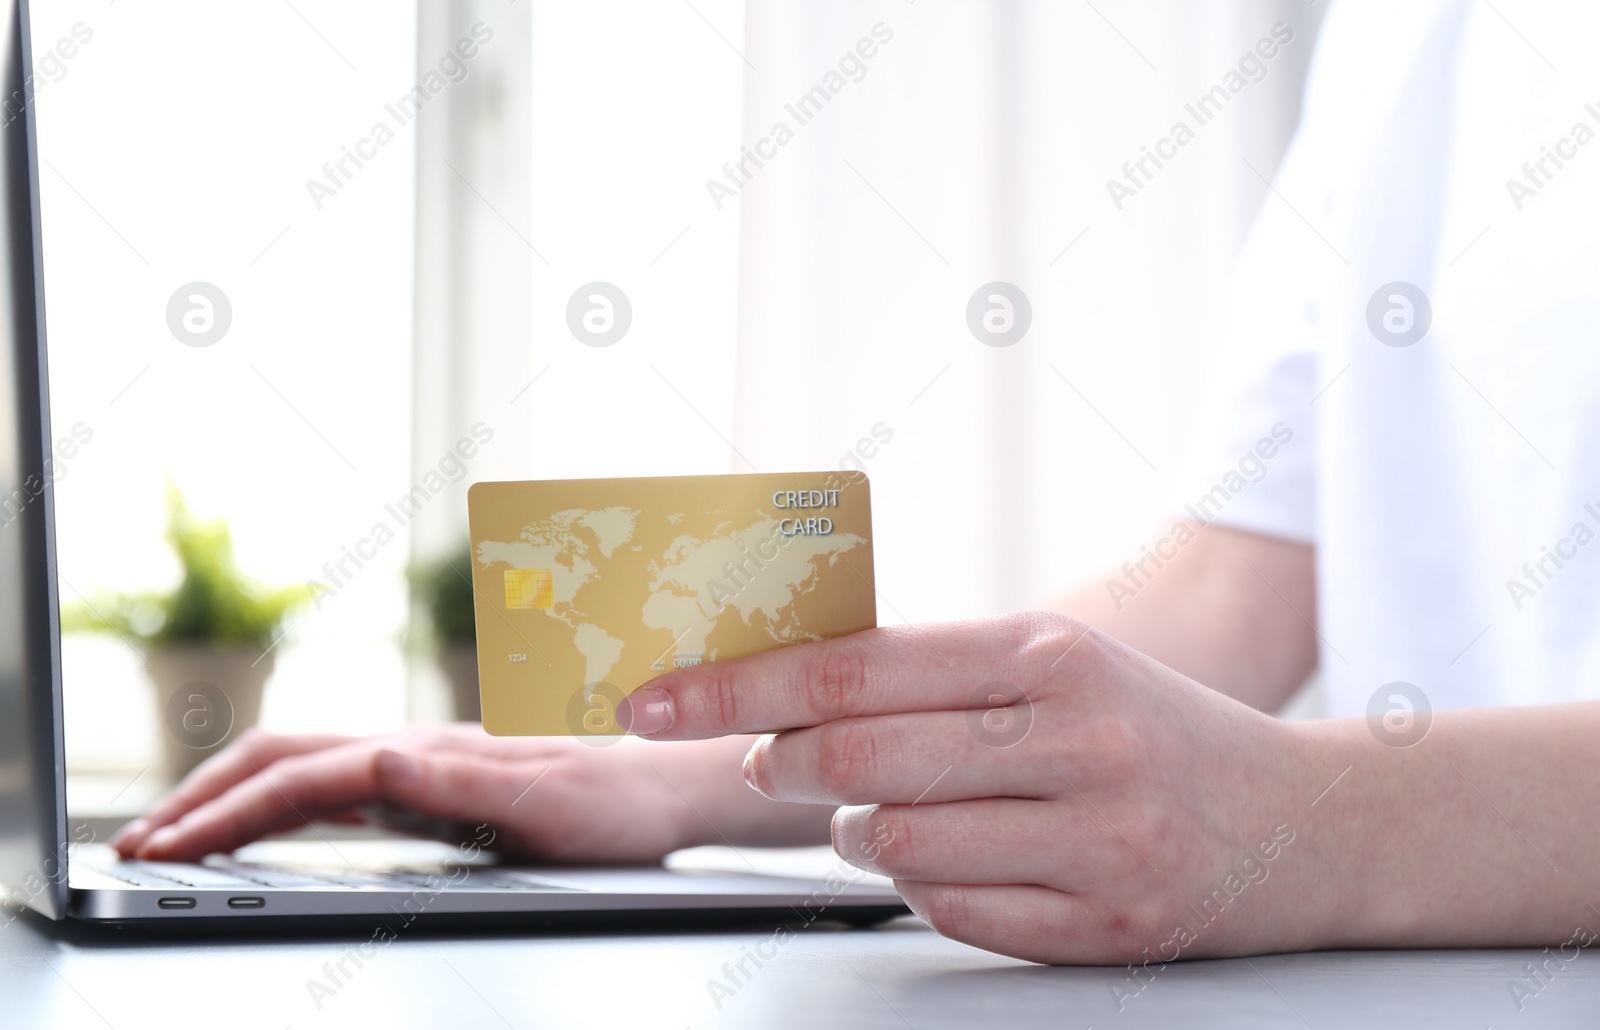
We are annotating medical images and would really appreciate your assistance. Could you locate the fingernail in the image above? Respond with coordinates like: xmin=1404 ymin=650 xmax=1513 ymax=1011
xmin=617 ymin=686 xmax=674 ymax=736
xmin=140 ymin=825 xmax=179 ymax=857
xmin=375 ymin=749 xmax=423 ymax=790
xmin=111 ymin=817 xmax=147 ymax=850
xmin=741 ymin=748 xmax=759 ymax=790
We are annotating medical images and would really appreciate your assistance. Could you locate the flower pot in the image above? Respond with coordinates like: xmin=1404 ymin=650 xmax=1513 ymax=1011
xmin=436 ymin=645 xmax=481 ymax=722
xmin=144 ymin=645 xmax=275 ymax=783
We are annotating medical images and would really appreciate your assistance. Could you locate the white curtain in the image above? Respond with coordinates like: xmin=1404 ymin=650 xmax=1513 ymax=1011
xmin=733 ymin=0 xmax=1322 ymax=622
xmin=410 ymin=0 xmax=533 ymax=719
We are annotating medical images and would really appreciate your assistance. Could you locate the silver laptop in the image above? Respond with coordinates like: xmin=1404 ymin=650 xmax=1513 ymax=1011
xmin=0 ymin=0 xmax=905 ymax=929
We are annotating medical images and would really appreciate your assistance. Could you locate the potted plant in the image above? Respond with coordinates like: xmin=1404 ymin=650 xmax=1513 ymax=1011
xmin=408 ymin=544 xmax=480 ymax=721
xmin=63 ymin=486 xmax=311 ymax=782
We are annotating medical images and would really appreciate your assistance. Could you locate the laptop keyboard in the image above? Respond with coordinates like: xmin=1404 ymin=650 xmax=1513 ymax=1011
xmin=89 ymin=859 xmax=582 ymax=892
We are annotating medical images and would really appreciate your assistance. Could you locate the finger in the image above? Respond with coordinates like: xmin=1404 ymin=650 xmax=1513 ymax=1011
xmin=616 ymin=612 xmax=1074 ymax=740
xmin=133 ymin=741 xmax=389 ymax=860
xmin=832 ymin=800 xmax=1132 ymax=888
xmin=744 ymin=711 xmax=1058 ymax=805
xmin=115 ymin=727 xmax=504 ymax=854
xmin=895 ymin=881 xmax=1131 ymax=965
xmin=112 ymin=730 xmax=355 ymax=856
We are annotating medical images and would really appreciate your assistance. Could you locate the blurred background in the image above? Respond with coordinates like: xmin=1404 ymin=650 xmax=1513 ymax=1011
xmin=32 ymin=0 xmax=1327 ymax=817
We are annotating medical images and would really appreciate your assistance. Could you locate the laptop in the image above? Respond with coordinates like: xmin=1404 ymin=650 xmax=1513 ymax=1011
xmin=0 ymin=0 xmax=905 ymax=929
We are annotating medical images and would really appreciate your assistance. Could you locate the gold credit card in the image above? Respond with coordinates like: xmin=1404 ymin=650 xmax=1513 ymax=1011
xmin=466 ymin=471 xmax=876 ymax=736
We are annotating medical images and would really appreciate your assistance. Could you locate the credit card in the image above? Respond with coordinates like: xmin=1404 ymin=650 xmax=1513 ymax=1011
xmin=466 ymin=471 xmax=876 ymax=736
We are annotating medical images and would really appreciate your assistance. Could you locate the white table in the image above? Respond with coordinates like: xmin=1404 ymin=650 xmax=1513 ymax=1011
xmin=3 ymin=894 xmax=1595 ymax=1029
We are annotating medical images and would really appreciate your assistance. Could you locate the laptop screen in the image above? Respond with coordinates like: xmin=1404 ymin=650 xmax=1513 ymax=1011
xmin=0 ymin=0 xmax=68 ymax=921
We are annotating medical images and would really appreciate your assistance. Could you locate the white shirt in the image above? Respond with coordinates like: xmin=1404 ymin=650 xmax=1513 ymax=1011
xmin=1172 ymin=0 xmax=1600 ymax=716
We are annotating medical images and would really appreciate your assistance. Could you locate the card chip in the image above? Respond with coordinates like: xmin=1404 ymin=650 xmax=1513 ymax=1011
xmin=503 ymin=568 xmax=554 ymax=610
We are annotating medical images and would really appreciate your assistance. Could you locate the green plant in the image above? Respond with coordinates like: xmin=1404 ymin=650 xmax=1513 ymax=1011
xmin=408 ymin=543 xmax=477 ymax=649
xmin=62 ymin=484 xmax=311 ymax=650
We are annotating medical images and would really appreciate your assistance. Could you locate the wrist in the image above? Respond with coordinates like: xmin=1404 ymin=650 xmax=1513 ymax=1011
xmin=1261 ymin=715 xmax=1378 ymax=951
xmin=1278 ymin=713 xmax=1444 ymax=950
xmin=648 ymin=735 xmax=833 ymax=851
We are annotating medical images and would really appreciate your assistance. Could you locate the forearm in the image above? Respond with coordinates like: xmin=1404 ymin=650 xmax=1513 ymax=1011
xmin=1296 ymin=701 xmax=1600 ymax=948
xmin=1048 ymin=522 xmax=1317 ymax=712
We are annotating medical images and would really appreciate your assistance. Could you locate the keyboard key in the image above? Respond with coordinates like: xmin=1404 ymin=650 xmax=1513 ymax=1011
xmin=123 ymin=862 xmax=267 ymax=889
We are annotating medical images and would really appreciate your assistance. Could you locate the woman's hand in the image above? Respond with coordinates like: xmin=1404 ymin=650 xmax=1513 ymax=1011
xmin=617 ymin=611 xmax=1344 ymax=964
xmin=112 ymin=723 xmax=834 ymax=863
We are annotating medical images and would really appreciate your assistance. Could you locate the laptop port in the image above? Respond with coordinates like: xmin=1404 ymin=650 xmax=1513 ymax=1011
xmin=227 ymin=896 xmax=265 ymax=909
xmin=157 ymin=897 xmax=196 ymax=910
